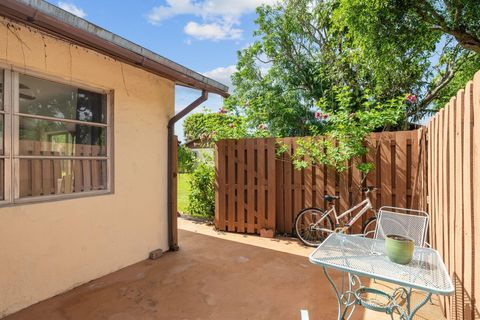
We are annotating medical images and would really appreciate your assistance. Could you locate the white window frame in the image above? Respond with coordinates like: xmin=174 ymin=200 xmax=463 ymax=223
xmin=0 ymin=67 xmax=114 ymax=205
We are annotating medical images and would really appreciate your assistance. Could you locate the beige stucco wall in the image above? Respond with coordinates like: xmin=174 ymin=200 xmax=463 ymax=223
xmin=0 ymin=17 xmax=174 ymax=316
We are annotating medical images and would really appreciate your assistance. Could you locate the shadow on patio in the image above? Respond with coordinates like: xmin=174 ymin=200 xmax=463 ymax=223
xmin=5 ymin=219 xmax=445 ymax=320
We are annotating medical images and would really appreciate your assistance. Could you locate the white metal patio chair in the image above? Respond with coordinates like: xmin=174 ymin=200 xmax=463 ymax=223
xmin=374 ymin=206 xmax=429 ymax=247
xmin=370 ymin=207 xmax=430 ymax=264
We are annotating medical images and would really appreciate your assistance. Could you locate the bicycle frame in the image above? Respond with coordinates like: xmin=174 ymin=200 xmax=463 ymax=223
xmin=316 ymin=197 xmax=374 ymax=232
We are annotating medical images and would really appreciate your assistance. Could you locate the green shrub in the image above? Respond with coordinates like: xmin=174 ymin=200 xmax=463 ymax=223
xmin=187 ymin=158 xmax=215 ymax=217
xmin=178 ymin=145 xmax=196 ymax=173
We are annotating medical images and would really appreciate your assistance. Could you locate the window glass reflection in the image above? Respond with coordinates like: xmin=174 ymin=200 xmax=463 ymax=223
xmin=19 ymin=117 xmax=106 ymax=156
xmin=19 ymin=159 xmax=107 ymax=198
xmin=19 ymin=74 xmax=106 ymax=124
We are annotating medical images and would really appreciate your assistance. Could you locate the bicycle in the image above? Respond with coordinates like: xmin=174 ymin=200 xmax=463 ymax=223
xmin=294 ymin=186 xmax=379 ymax=246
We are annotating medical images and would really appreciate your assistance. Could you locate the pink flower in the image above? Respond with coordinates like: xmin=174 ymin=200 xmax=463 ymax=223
xmin=323 ymin=114 xmax=329 ymax=120
xmin=258 ymin=123 xmax=267 ymax=130
xmin=228 ymin=123 xmax=234 ymax=128
xmin=315 ymin=111 xmax=322 ymax=119
xmin=406 ymin=94 xmax=417 ymax=104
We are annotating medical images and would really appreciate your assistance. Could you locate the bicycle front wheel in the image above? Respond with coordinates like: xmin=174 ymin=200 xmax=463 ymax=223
xmin=362 ymin=216 xmax=377 ymax=238
xmin=294 ymin=208 xmax=334 ymax=247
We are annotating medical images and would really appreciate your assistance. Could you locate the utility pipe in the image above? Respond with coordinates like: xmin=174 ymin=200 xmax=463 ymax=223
xmin=167 ymin=90 xmax=208 ymax=251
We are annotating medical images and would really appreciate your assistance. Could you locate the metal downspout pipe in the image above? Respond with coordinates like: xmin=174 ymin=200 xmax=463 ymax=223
xmin=167 ymin=90 xmax=208 ymax=251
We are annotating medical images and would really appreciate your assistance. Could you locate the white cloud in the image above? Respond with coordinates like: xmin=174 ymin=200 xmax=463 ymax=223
xmin=147 ymin=0 xmax=276 ymax=41
xmin=184 ymin=22 xmax=242 ymax=41
xmin=58 ymin=1 xmax=86 ymax=18
xmin=147 ymin=0 xmax=197 ymax=24
xmin=203 ymin=65 xmax=237 ymax=91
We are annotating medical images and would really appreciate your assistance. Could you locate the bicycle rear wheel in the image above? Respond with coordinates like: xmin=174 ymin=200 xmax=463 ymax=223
xmin=294 ymin=208 xmax=334 ymax=247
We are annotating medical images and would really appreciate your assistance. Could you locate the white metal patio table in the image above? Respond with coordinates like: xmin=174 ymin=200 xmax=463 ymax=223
xmin=309 ymin=233 xmax=453 ymax=320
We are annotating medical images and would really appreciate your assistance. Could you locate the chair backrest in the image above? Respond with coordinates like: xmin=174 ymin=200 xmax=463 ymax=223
xmin=374 ymin=206 xmax=429 ymax=247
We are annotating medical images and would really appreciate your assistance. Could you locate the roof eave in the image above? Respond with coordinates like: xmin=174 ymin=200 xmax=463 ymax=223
xmin=0 ymin=0 xmax=230 ymax=98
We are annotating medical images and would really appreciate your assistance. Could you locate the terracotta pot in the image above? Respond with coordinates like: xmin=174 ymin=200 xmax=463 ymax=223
xmin=385 ymin=234 xmax=414 ymax=265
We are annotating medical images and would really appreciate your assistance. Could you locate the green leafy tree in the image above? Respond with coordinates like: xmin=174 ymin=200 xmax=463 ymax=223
xmin=183 ymin=108 xmax=249 ymax=145
xmin=334 ymin=0 xmax=480 ymax=120
xmin=187 ymin=157 xmax=215 ymax=217
xmin=178 ymin=144 xmax=196 ymax=173
xmin=228 ymin=0 xmax=479 ymax=131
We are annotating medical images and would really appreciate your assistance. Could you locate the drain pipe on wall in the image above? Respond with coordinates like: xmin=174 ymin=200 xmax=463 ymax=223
xmin=167 ymin=90 xmax=208 ymax=251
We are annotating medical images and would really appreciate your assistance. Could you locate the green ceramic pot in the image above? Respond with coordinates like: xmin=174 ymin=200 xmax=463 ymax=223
xmin=385 ymin=234 xmax=414 ymax=265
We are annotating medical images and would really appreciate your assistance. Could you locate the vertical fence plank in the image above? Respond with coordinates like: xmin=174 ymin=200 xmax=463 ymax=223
xmin=427 ymin=118 xmax=435 ymax=248
xmin=396 ymin=132 xmax=407 ymax=208
xmin=82 ymin=145 xmax=92 ymax=192
xmin=315 ymin=138 xmax=325 ymax=209
xmin=275 ymin=139 xmax=285 ymax=234
xmin=325 ymin=164 xmax=336 ymax=209
xmin=338 ymin=166 xmax=349 ymax=214
xmin=283 ymin=138 xmax=293 ymax=233
xmin=442 ymin=107 xmax=451 ymax=315
xmin=227 ymin=140 xmax=236 ymax=231
xmin=74 ymin=145 xmax=83 ymax=192
xmin=454 ymin=89 xmax=465 ymax=320
xmin=292 ymin=139 xmax=302 ymax=225
xmin=463 ymin=81 xmax=474 ymax=319
xmin=236 ymin=139 xmax=245 ymax=233
xmin=448 ymin=98 xmax=457 ymax=319
xmin=214 ymin=140 xmax=226 ymax=230
xmin=257 ymin=139 xmax=266 ymax=231
xmin=315 ymin=163 xmax=325 ymax=209
xmin=246 ymin=139 xmax=255 ymax=233
xmin=41 ymin=158 xmax=52 ymax=195
xmin=304 ymin=155 xmax=313 ymax=208
xmin=32 ymin=142 xmax=42 ymax=196
xmin=267 ymin=138 xmax=276 ymax=231
xmin=366 ymin=139 xmax=378 ymax=209
xmin=472 ymin=71 xmax=480 ymax=320
xmin=380 ymin=133 xmax=392 ymax=206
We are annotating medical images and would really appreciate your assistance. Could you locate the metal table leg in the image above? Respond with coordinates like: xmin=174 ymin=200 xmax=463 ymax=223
xmin=323 ymin=266 xmax=434 ymax=320
xmin=322 ymin=267 xmax=358 ymax=320
xmin=390 ymin=290 xmax=432 ymax=320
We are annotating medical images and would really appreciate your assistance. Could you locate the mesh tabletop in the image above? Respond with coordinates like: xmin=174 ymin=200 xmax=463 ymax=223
xmin=309 ymin=233 xmax=454 ymax=295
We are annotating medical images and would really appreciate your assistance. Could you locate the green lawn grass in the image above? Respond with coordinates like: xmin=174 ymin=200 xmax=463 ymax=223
xmin=177 ymin=173 xmax=191 ymax=213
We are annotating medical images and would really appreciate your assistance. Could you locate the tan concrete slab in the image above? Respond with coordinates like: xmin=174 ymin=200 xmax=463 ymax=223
xmin=5 ymin=218 xmax=446 ymax=320
xmin=179 ymin=218 xmax=446 ymax=320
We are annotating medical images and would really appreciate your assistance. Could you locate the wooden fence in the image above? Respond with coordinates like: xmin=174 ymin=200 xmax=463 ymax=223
xmin=214 ymin=129 xmax=426 ymax=235
xmin=427 ymin=70 xmax=480 ymax=320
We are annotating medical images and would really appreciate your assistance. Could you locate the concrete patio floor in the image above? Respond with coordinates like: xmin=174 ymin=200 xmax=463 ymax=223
xmin=5 ymin=218 xmax=445 ymax=320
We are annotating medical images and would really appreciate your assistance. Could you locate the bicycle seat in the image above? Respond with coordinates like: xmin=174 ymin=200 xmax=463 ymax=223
xmin=324 ymin=194 xmax=340 ymax=202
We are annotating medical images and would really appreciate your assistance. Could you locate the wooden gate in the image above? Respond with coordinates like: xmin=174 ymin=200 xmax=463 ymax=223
xmin=215 ymin=138 xmax=277 ymax=233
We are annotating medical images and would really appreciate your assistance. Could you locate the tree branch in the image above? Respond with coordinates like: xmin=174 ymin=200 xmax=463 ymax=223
xmin=413 ymin=1 xmax=480 ymax=53
xmin=416 ymin=49 xmax=472 ymax=114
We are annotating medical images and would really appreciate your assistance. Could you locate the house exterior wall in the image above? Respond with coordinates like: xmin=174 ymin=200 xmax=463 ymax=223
xmin=0 ymin=17 xmax=174 ymax=316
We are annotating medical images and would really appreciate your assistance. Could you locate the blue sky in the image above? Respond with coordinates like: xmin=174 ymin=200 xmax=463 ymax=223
xmin=49 ymin=0 xmax=275 ymax=140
